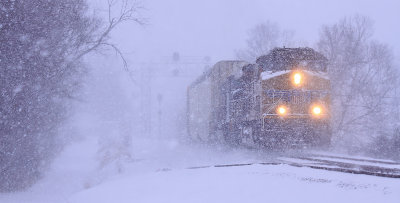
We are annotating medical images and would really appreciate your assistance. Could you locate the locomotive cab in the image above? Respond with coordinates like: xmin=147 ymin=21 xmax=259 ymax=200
xmin=257 ymin=48 xmax=331 ymax=148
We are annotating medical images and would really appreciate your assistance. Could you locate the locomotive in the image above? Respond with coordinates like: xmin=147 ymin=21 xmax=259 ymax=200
xmin=187 ymin=47 xmax=331 ymax=148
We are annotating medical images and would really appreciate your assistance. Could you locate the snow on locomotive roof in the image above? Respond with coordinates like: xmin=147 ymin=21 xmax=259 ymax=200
xmin=261 ymin=70 xmax=329 ymax=80
xmin=261 ymin=70 xmax=291 ymax=80
xmin=256 ymin=47 xmax=328 ymax=72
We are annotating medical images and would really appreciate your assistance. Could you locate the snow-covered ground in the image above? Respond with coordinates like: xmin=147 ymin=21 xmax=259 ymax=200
xmin=70 ymin=163 xmax=400 ymax=203
xmin=1 ymin=137 xmax=399 ymax=203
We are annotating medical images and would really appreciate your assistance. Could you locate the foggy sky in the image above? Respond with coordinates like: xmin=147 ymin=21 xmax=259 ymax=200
xmin=104 ymin=0 xmax=400 ymax=64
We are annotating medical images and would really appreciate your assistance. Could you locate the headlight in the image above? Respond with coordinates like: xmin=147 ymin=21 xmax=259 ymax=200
xmin=312 ymin=106 xmax=322 ymax=115
xmin=292 ymin=72 xmax=302 ymax=86
xmin=310 ymin=105 xmax=323 ymax=117
xmin=277 ymin=105 xmax=288 ymax=116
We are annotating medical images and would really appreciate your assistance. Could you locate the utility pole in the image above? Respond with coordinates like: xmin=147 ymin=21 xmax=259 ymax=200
xmin=157 ymin=93 xmax=163 ymax=136
xmin=140 ymin=65 xmax=153 ymax=137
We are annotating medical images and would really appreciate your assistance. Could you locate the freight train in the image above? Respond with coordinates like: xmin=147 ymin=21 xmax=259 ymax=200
xmin=187 ymin=47 xmax=331 ymax=148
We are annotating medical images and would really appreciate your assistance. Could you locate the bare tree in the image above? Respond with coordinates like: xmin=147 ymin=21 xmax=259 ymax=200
xmin=76 ymin=0 xmax=144 ymax=64
xmin=236 ymin=21 xmax=294 ymax=62
xmin=0 ymin=0 xmax=142 ymax=192
xmin=317 ymin=15 xmax=398 ymax=152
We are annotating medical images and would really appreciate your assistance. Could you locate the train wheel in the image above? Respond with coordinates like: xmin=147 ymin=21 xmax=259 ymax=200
xmin=252 ymin=129 xmax=264 ymax=148
xmin=317 ymin=126 xmax=332 ymax=149
xmin=223 ymin=129 xmax=241 ymax=146
xmin=309 ymin=125 xmax=331 ymax=149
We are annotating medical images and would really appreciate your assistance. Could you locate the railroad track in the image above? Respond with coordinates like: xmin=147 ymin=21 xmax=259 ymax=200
xmin=277 ymin=153 xmax=400 ymax=178
xmin=183 ymin=153 xmax=400 ymax=178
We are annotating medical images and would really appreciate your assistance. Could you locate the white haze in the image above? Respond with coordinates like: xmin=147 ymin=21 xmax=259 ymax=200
xmin=1 ymin=0 xmax=400 ymax=202
xmin=112 ymin=0 xmax=400 ymax=62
